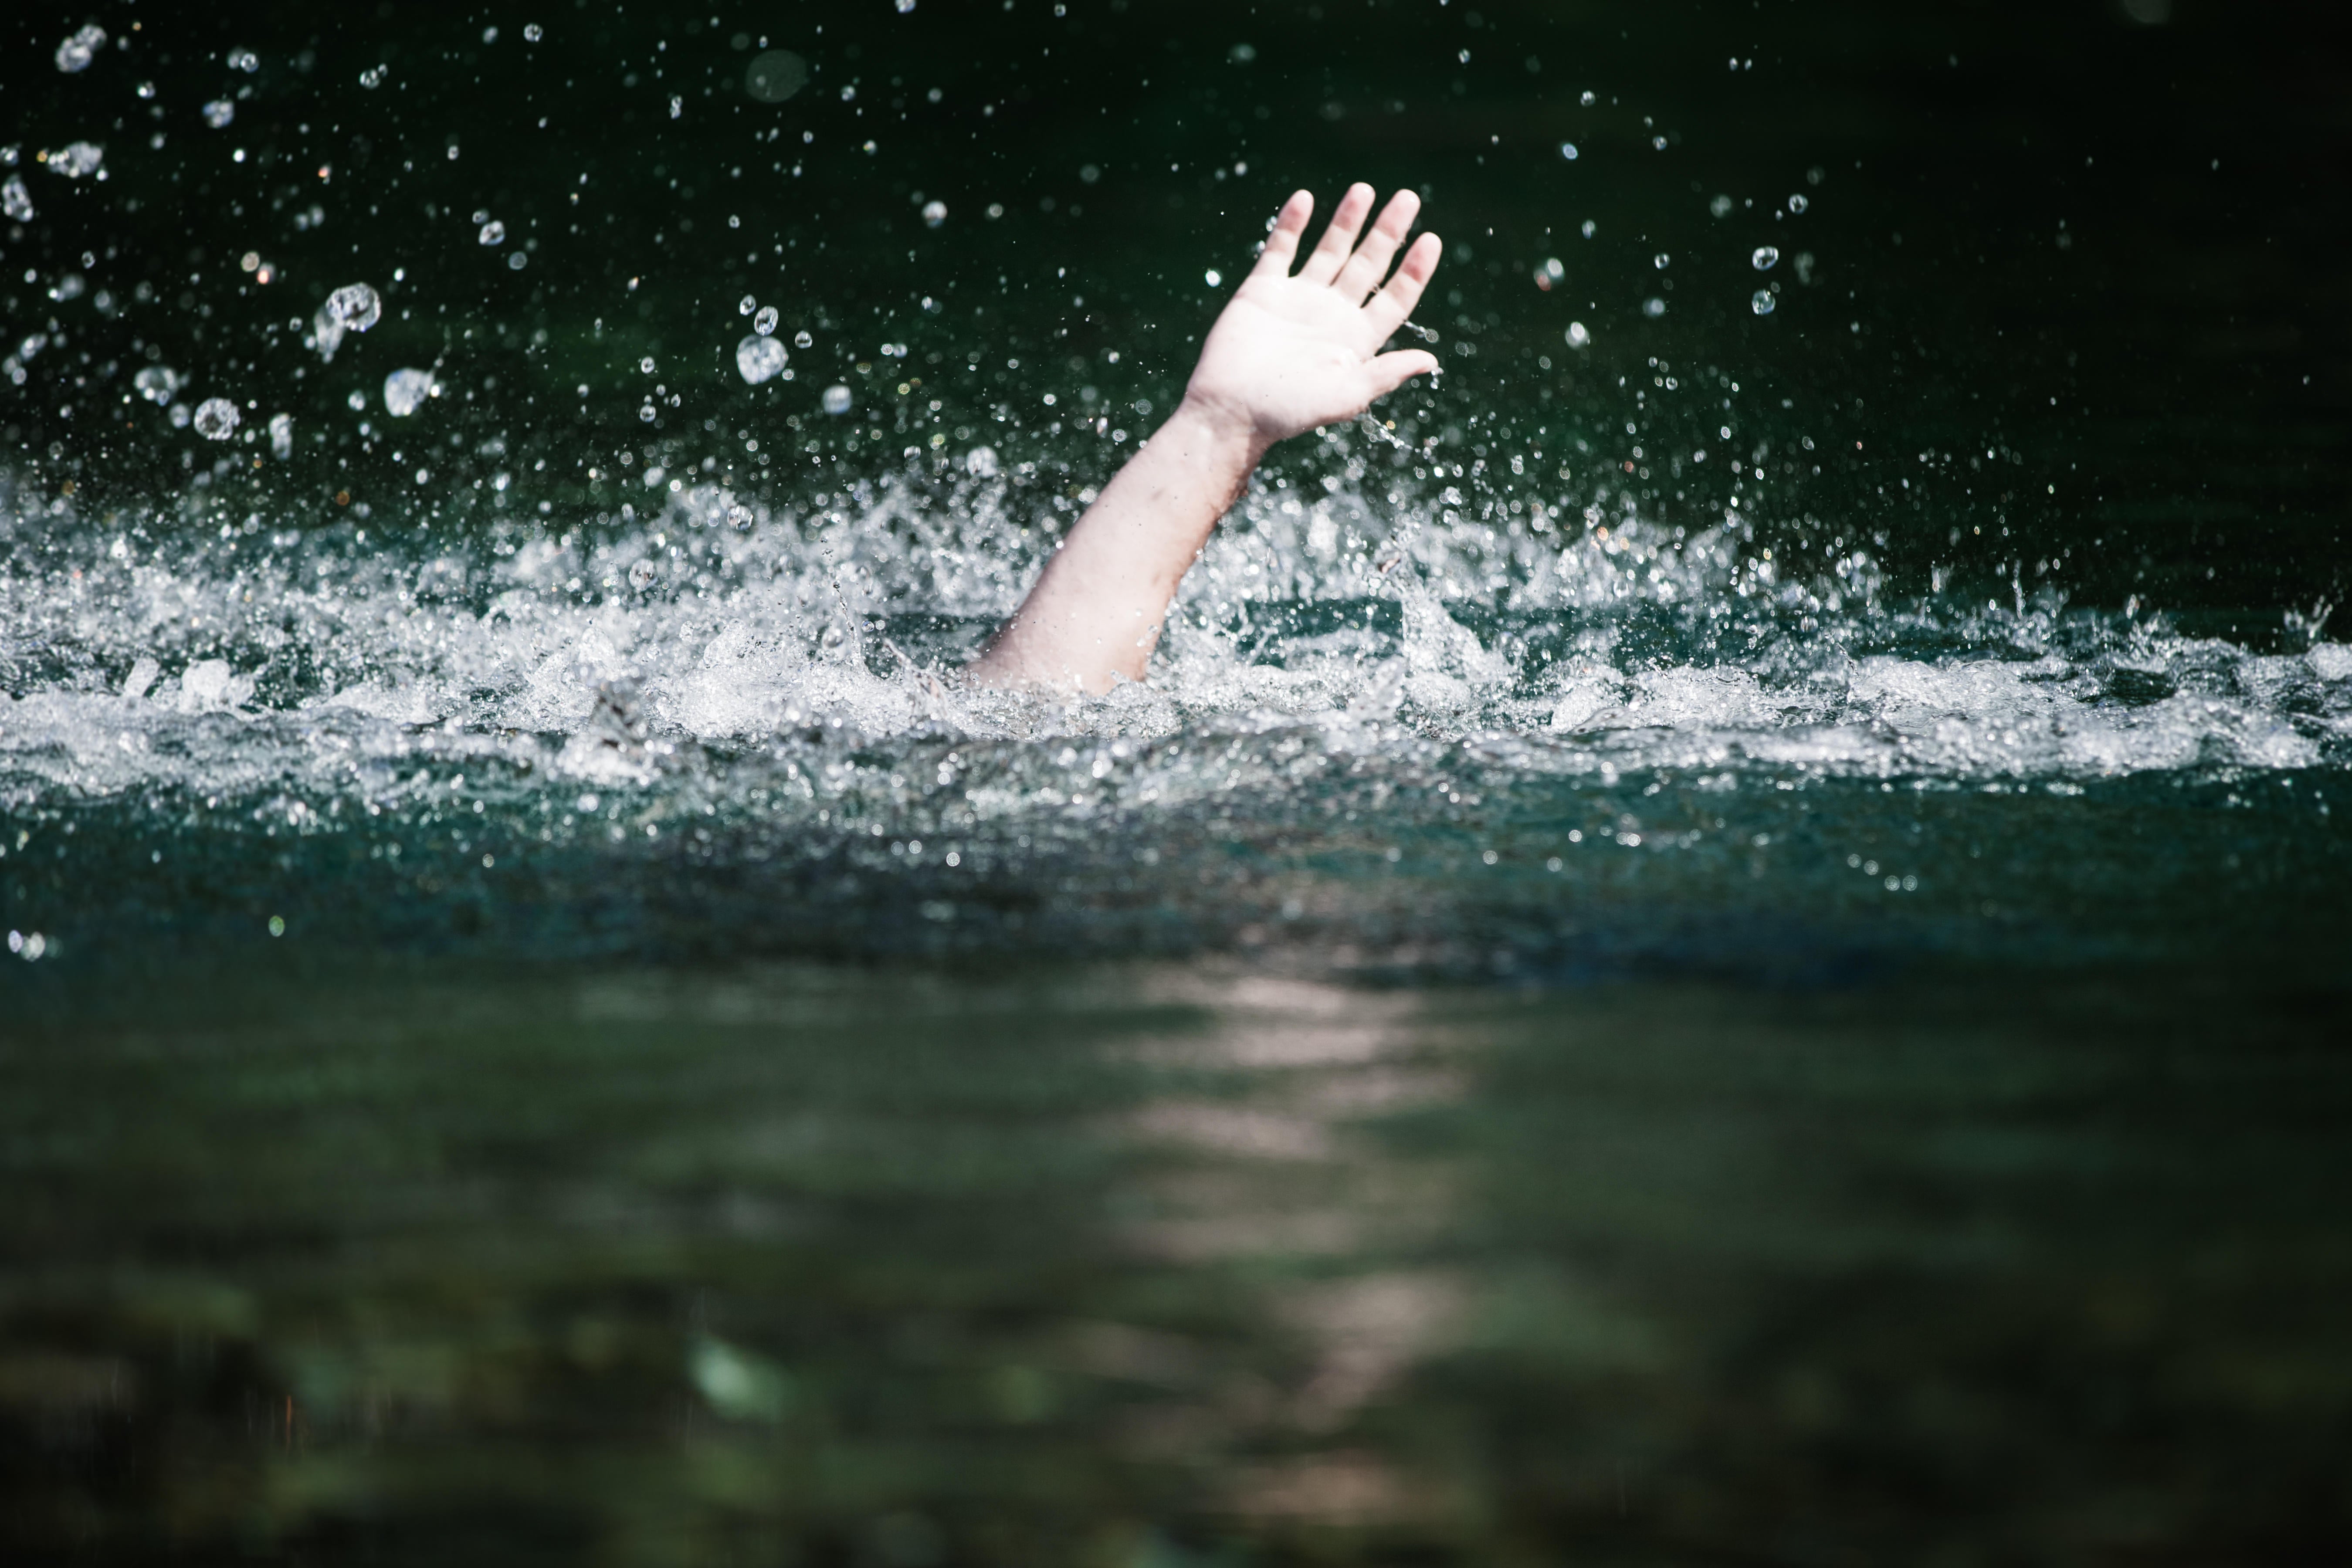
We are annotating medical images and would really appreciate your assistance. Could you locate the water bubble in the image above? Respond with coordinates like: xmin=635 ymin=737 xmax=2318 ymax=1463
xmin=726 ymin=503 xmax=753 ymax=530
xmin=669 ymin=95 xmax=683 ymax=119
xmin=986 ymin=202 xmax=1006 ymax=219
xmin=1559 ymin=142 xmax=1579 ymax=160
xmin=1533 ymin=257 xmax=1565 ymax=291
xmin=794 ymin=330 xmax=814 ymax=349
xmin=168 ymin=403 xmax=191 ymax=429
xmin=1579 ymin=89 xmax=1596 ymax=106
xmin=1788 ymin=193 xmax=1809 ymax=214
xmin=1752 ymin=245 xmax=1779 ymax=270
xmin=1230 ymin=42 xmax=1257 ymax=62
xmin=1579 ymin=219 xmax=1596 ymax=239
xmin=745 ymin=50 xmax=808 ymax=103
xmin=46 ymin=143 xmax=104 ymax=179
xmin=922 ymin=199 xmax=947 ymax=227
xmin=639 ymin=403 xmax=657 ymax=423
xmin=966 ymin=446 xmax=1000 ymax=477
xmin=49 ymin=273 xmax=85 ymax=302
xmin=1204 ymin=268 xmax=1222 ymax=288
xmin=1079 ymin=164 xmax=1101 ymax=184
xmin=268 ymin=412 xmax=293 ymax=460
xmin=524 ymin=24 xmax=544 ymax=42
xmin=736 ymin=334 xmax=789 ymax=385
xmin=383 ymin=368 xmax=436 ymax=417
xmin=822 ymin=384 xmax=853 ymax=416
xmin=478 ymin=219 xmax=506 ymax=246
xmin=229 ymin=49 xmax=260 ymax=73
xmin=133 ymin=366 xmax=181 ymax=404
xmin=506 ymin=251 xmax=528 ymax=271
xmin=754 ymin=305 xmax=778 ymax=336
xmin=1653 ymin=253 xmax=1670 ymax=269
xmin=1652 ymin=135 xmax=1669 ymax=151
xmin=483 ymin=26 xmax=499 ymax=44
xmin=359 ymin=66 xmax=387 ymax=88
xmin=738 ymin=295 xmax=757 ymax=316
xmin=1565 ymin=322 xmax=1591 ymax=349
xmin=55 ymin=25 xmax=106 ymax=74
xmin=897 ymin=0 xmax=917 ymax=12
xmin=641 ymin=357 xmax=656 ymax=373
xmin=203 ymin=100 xmax=236 ymax=130
xmin=1709 ymin=193 xmax=1733 ymax=218
xmin=628 ymin=560 xmax=660 ymax=589
xmin=192 ymin=398 xmax=240 ymax=440
xmin=1752 ymin=289 xmax=1776 ymax=316
xmin=347 ymin=391 xmax=366 ymax=411
xmin=3 ymin=176 xmax=34 ymax=223
xmin=1642 ymin=297 xmax=1666 ymax=318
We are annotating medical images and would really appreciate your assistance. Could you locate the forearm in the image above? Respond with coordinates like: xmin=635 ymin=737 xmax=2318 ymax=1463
xmin=968 ymin=400 xmax=1263 ymax=693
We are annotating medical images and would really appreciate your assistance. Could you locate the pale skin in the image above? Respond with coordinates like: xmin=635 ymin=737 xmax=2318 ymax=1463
xmin=968 ymin=183 xmax=1444 ymax=693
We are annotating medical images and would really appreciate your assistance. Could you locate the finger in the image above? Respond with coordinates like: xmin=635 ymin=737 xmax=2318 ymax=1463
xmin=1251 ymin=191 xmax=1315 ymax=279
xmin=1364 ymin=350 xmax=1441 ymax=402
xmin=1362 ymin=231 xmax=1444 ymax=343
xmin=1298 ymin=182 xmax=1376 ymax=285
xmin=1333 ymin=188 xmax=1422 ymax=302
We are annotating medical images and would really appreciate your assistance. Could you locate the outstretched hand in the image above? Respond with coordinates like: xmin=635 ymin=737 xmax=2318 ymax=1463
xmin=1181 ymin=184 xmax=1444 ymax=454
xmin=969 ymin=183 xmax=1443 ymax=693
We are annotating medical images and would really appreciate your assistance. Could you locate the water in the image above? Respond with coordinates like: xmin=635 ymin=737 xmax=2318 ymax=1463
xmin=3 ymin=1 xmax=2349 ymax=1559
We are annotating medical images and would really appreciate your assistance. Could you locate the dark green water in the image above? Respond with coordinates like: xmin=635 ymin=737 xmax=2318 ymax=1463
xmin=3 ymin=0 xmax=2350 ymax=1560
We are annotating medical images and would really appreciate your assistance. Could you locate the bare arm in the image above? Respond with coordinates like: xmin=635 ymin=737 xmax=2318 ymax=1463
xmin=969 ymin=183 xmax=1443 ymax=693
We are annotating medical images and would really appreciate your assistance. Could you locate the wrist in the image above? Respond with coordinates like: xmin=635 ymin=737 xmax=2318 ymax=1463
xmin=1166 ymin=393 xmax=1274 ymax=471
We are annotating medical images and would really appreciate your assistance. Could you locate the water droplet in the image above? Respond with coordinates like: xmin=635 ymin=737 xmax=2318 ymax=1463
xmin=922 ymin=199 xmax=947 ymax=227
xmin=478 ymin=219 xmax=505 ymax=245
xmin=1788 ymin=193 xmax=1809 ymax=214
xmin=1751 ymin=289 xmax=1776 ymax=316
xmin=1642 ymin=297 xmax=1666 ymax=318
xmin=54 ymin=25 xmax=105 ymax=74
xmin=753 ymin=305 xmax=779 ymax=336
xmin=325 ymin=282 xmax=381 ymax=332
xmin=1752 ymin=246 xmax=1779 ymax=270
xmin=744 ymin=49 xmax=807 ymax=104
xmin=1565 ymin=322 xmax=1591 ymax=349
xmin=1709 ymin=193 xmax=1733 ymax=218
xmin=736 ymin=334 xmax=789 ymax=385
xmin=383 ymin=368 xmax=435 ymax=417
xmin=822 ymin=385 xmax=854 ymax=416
xmin=794 ymin=330 xmax=814 ymax=349
xmin=1559 ymin=142 xmax=1578 ymax=160
xmin=202 ymin=100 xmax=236 ymax=130
xmin=192 ymin=398 xmax=240 ymax=440
xmin=46 ymin=142 xmax=104 ymax=178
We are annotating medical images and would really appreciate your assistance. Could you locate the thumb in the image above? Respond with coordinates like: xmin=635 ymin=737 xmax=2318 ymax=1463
xmin=1366 ymin=349 xmax=1440 ymax=401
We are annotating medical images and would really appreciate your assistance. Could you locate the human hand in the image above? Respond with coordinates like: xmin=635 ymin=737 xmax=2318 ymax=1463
xmin=1179 ymin=184 xmax=1443 ymax=456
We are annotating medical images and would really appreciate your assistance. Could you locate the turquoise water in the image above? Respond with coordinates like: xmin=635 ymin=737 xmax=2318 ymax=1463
xmin=3 ymin=1 xmax=2350 ymax=1559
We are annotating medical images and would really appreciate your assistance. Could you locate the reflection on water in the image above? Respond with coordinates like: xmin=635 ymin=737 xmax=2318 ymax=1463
xmin=4 ymin=962 xmax=2348 ymax=1561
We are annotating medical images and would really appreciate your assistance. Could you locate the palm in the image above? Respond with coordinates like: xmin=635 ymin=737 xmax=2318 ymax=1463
xmin=1183 ymin=185 xmax=1442 ymax=450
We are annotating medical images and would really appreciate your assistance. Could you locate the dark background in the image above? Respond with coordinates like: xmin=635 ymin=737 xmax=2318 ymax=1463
xmin=1 ymin=0 xmax=2346 ymax=616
